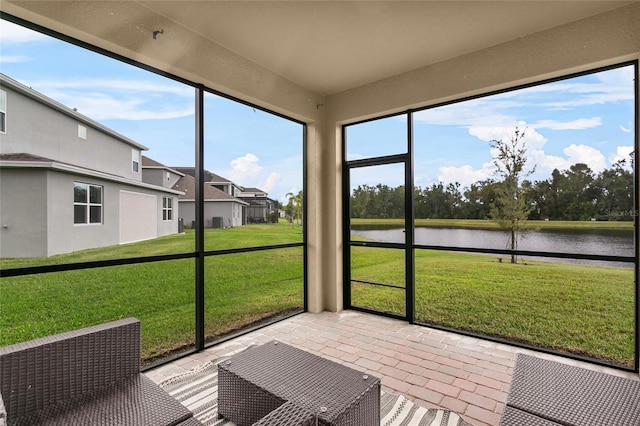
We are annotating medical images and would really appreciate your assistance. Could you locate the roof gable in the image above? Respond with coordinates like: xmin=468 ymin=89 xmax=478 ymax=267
xmin=172 ymin=174 xmax=246 ymax=203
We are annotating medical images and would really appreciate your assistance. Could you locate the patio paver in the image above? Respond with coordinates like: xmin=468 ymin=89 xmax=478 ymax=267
xmin=145 ymin=310 xmax=639 ymax=426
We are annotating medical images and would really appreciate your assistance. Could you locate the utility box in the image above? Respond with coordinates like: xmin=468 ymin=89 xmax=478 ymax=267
xmin=212 ymin=217 xmax=223 ymax=229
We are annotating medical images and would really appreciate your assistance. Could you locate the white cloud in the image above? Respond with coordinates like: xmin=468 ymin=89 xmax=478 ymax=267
xmin=529 ymin=150 xmax=572 ymax=176
xmin=414 ymin=66 xmax=633 ymax=129
xmin=229 ymin=153 xmax=263 ymax=183
xmin=22 ymin=78 xmax=195 ymax=121
xmin=0 ymin=54 xmax=31 ymax=64
xmin=281 ymin=186 xmax=301 ymax=204
xmin=562 ymin=144 xmax=607 ymax=173
xmin=263 ymin=172 xmax=281 ymax=193
xmin=438 ymin=144 xmax=611 ymax=188
xmin=532 ymin=117 xmax=602 ymax=130
xmin=610 ymin=146 xmax=634 ymax=166
xmin=620 ymin=124 xmax=631 ymax=133
xmin=49 ymin=92 xmax=193 ymax=120
xmin=468 ymin=124 xmax=548 ymax=150
xmin=0 ymin=21 xmax=48 ymax=44
xmin=438 ymin=163 xmax=494 ymax=187
xmin=222 ymin=153 xmax=302 ymax=202
xmin=413 ymin=97 xmax=518 ymax=128
xmin=541 ymin=68 xmax=634 ymax=109
xmin=543 ymin=92 xmax=634 ymax=109
xmin=30 ymin=79 xmax=193 ymax=96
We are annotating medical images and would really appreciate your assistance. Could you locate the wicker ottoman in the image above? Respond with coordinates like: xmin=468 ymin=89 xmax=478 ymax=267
xmin=218 ymin=341 xmax=380 ymax=426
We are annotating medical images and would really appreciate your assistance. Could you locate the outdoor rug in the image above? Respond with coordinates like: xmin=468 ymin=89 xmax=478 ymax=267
xmin=159 ymin=356 xmax=472 ymax=426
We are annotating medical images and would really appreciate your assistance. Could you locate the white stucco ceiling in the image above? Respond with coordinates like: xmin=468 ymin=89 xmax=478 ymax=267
xmin=137 ymin=1 xmax=633 ymax=95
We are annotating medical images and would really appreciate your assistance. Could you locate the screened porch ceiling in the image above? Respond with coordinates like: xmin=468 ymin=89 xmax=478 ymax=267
xmin=2 ymin=1 xmax=634 ymax=96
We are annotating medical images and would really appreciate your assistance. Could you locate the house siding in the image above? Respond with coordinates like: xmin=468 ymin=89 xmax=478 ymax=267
xmin=0 ymin=168 xmax=179 ymax=258
xmin=179 ymin=201 xmax=242 ymax=228
xmin=142 ymin=168 xmax=182 ymax=189
xmin=0 ymin=76 xmax=182 ymax=258
xmin=0 ymin=83 xmax=142 ymax=181
xmin=0 ymin=168 xmax=48 ymax=258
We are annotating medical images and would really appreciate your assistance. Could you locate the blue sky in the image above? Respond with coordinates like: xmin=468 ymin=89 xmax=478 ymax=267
xmin=1 ymin=19 xmax=636 ymax=199
xmin=347 ymin=59 xmax=635 ymax=191
xmin=0 ymin=20 xmax=303 ymax=203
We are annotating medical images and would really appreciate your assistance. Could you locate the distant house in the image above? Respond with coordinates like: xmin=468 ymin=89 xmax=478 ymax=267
xmin=171 ymin=173 xmax=247 ymax=228
xmin=141 ymin=156 xmax=184 ymax=191
xmin=174 ymin=167 xmax=277 ymax=224
xmin=173 ymin=168 xmax=243 ymax=197
xmin=0 ymin=73 xmax=183 ymax=258
xmin=236 ymin=187 xmax=278 ymax=223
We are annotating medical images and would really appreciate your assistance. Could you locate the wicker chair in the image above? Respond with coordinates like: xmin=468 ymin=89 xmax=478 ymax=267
xmin=500 ymin=354 xmax=640 ymax=426
xmin=0 ymin=318 xmax=203 ymax=426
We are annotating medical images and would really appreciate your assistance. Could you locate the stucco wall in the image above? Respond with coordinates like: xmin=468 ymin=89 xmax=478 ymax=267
xmin=0 ymin=168 xmax=178 ymax=257
xmin=1 ymin=85 xmax=143 ymax=181
xmin=0 ymin=169 xmax=48 ymax=258
xmin=142 ymin=168 xmax=182 ymax=189
xmin=178 ymin=200 xmax=240 ymax=229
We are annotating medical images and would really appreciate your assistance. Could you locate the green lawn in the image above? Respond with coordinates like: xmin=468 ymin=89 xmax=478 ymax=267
xmin=1 ymin=223 xmax=304 ymax=364
xmin=1 ymin=221 xmax=636 ymax=367
xmin=351 ymin=247 xmax=635 ymax=367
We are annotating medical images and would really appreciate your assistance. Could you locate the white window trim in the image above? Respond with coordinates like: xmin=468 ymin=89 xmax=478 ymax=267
xmin=162 ymin=196 xmax=173 ymax=221
xmin=132 ymin=149 xmax=140 ymax=173
xmin=74 ymin=182 xmax=103 ymax=225
xmin=0 ymin=89 xmax=7 ymax=134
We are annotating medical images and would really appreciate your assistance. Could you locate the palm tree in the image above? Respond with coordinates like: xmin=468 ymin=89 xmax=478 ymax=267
xmin=285 ymin=190 xmax=303 ymax=226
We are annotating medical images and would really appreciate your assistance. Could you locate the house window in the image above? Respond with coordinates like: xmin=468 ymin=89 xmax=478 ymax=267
xmin=78 ymin=124 xmax=87 ymax=139
xmin=74 ymin=182 xmax=103 ymax=224
xmin=162 ymin=196 xmax=173 ymax=221
xmin=132 ymin=150 xmax=140 ymax=172
xmin=0 ymin=89 xmax=6 ymax=133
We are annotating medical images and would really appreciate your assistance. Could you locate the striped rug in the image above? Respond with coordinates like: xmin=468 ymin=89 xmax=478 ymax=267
xmin=159 ymin=357 xmax=472 ymax=426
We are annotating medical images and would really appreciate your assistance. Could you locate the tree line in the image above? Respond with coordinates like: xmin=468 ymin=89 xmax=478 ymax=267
xmin=350 ymin=159 xmax=634 ymax=222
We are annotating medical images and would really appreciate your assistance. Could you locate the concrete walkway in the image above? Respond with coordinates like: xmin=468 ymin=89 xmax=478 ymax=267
xmin=145 ymin=310 xmax=637 ymax=426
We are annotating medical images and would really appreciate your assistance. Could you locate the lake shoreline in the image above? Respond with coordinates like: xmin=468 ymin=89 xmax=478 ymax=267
xmin=351 ymin=218 xmax=634 ymax=231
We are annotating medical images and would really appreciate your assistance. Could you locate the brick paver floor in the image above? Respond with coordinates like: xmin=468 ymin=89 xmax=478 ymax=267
xmin=145 ymin=310 xmax=638 ymax=426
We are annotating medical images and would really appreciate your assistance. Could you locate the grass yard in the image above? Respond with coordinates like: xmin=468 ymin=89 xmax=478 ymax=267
xmin=0 ymin=223 xmax=304 ymax=364
xmin=350 ymin=247 xmax=635 ymax=367
xmin=1 ymin=221 xmax=636 ymax=367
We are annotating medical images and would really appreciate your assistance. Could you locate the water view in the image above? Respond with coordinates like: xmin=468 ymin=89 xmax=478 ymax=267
xmin=351 ymin=226 xmax=635 ymax=267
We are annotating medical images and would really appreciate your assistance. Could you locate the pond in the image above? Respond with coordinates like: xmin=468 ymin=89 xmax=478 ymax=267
xmin=350 ymin=226 xmax=635 ymax=267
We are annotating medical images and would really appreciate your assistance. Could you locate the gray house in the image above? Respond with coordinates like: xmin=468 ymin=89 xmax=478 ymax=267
xmin=172 ymin=173 xmax=247 ymax=228
xmin=173 ymin=168 xmax=243 ymax=197
xmin=0 ymin=73 xmax=183 ymax=258
xmin=236 ymin=187 xmax=278 ymax=223
xmin=174 ymin=167 xmax=276 ymax=224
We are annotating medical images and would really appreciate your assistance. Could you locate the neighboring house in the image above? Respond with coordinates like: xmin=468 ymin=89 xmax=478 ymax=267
xmin=173 ymin=168 xmax=243 ymax=197
xmin=172 ymin=174 xmax=247 ymax=228
xmin=236 ymin=187 xmax=278 ymax=223
xmin=0 ymin=73 xmax=183 ymax=258
xmin=141 ymin=156 xmax=184 ymax=190
xmin=174 ymin=167 xmax=277 ymax=224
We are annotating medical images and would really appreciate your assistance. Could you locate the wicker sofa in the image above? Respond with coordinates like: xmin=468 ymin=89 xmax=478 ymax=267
xmin=0 ymin=318 xmax=203 ymax=426
xmin=500 ymin=354 xmax=640 ymax=426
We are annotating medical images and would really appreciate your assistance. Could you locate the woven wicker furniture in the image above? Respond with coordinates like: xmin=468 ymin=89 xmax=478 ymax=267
xmin=500 ymin=353 xmax=640 ymax=426
xmin=218 ymin=340 xmax=380 ymax=426
xmin=0 ymin=318 xmax=203 ymax=426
